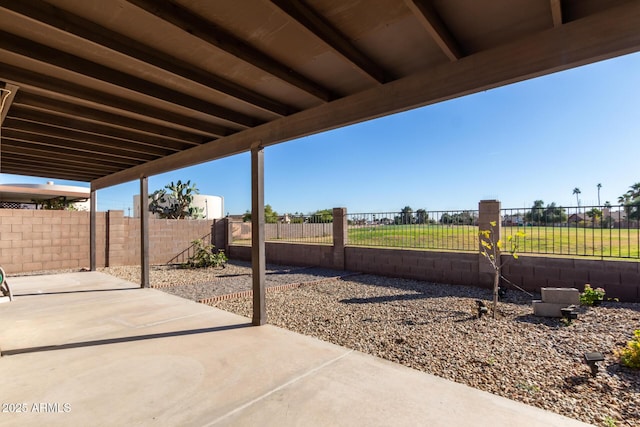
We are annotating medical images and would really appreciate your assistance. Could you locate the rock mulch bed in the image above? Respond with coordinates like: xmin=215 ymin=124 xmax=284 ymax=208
xmin=98 ymin=262 xmax=639 ymax=427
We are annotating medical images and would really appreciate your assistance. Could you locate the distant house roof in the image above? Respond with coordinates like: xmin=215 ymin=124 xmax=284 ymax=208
xmin=0 ymin=182 xmax=89 ymax=204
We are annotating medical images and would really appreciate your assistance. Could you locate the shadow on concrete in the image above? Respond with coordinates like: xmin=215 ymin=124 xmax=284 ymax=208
xmin=14 ymin=287 xmax=139 ymax=297
xmin=1 ymin=323 xmax=252 ymax=357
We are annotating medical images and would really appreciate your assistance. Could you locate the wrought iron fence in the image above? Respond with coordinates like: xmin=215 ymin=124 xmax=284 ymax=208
xmin=347 ymin=210 xmax=479 ymax=251
xmin=501 ymin=204 xmax=640 ymax=259
xmin=230 ymin=213 xmax=333 ymax=245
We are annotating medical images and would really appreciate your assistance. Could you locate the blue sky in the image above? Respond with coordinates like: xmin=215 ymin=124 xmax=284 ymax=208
xmin=2 ymin=51 xmax=639 ymax=216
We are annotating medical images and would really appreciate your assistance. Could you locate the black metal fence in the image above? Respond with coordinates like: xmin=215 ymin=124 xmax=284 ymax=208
xmin=347 ymin=210 xmax=479 ymax=251
xmin=501 ymin=204 xmax=640 ymax=259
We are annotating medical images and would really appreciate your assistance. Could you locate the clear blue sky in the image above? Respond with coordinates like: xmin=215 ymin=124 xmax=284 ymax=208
xmin=2 ymin=51 xmax=639 ymax=216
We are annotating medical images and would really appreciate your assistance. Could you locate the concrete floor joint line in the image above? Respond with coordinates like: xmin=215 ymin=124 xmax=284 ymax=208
xmin=203 ymin=349 xmax=354 ymax=426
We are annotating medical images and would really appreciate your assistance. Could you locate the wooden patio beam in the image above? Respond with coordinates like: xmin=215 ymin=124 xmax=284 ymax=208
xmin=8 ymin=106 xmax=194 ymax=152
xmin=14 ymin=92 xmax=205 ymax=145
xmin=0 ymin=0 xmax=295 ymax=117
xmin=404 ymin=0 xmax=463 ymax=61
xmin=0 ymin=30 xmax=259 ymax=129
xmin=270 ymin=0 xmax=391 ymax=84
xmin=550 ymin=0 xmax=563 ymax=27
xmin=2 ymin=123 xmax=172 ymax=159
xmin=0 ymin=63 xmax=232 ymax=138
xmin=126 ymin=0 xmax=336 ymax=102
xmin=92 ymin=1 xmax=640 ymax=191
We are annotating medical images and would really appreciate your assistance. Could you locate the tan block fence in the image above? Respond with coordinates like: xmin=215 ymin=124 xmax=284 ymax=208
xmin=2 ymin=205 xmax=639 ymax=302
xmin=0 ymin=209 xmax=211 ymax=274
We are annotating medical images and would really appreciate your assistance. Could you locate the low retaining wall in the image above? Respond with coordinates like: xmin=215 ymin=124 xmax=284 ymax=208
xmin=228 ymin=243 xmax=640 ymax=302
xmin=345 ymin=247 xmax=480 ymax=287
xmin=502 ymin=256 xmax=640 ymax=302
xmin=229 ymin=242 xmax=336 ymax=269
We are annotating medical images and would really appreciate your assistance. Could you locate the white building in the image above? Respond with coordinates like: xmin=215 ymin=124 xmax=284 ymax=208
xmin=133 ymin=194 xmax=224 ymax=220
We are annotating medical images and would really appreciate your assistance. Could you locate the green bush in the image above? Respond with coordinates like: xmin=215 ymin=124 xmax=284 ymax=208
xmin=185 ymin=239 xmax=227 ymax=268
xmin=579 ymin=284 xmax=605 ymax=306
xmin=617 ymin=330 xmax=640 ymax=369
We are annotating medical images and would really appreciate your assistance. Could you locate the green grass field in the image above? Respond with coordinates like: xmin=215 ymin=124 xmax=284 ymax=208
xmin=348 ymin=224 xmax=478 ymax=251
xmin=348 ymin=224 xmax=640 ymax=259
xmin=502 ymin=225 xmax=640 ymax=258
xmin=235 ymin=224 xmax=640 ymax=259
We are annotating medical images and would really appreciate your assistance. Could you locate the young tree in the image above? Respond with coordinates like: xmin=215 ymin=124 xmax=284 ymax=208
xmin=148 ymin=180 xmax=203 ymax=219
xmin=572 ymin=187 xmax=581 ymax=206
xmin=479 ymin=221 xmax=525 ymax=318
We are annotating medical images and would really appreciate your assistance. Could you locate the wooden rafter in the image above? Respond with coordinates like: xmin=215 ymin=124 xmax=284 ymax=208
xmin=550 ymin=0 xmax=563 ymax=27
xmin=92 ymin=1 xmax=640 ymax=190
xmin=125 ymin=0 xmax=336 ymax=102
xmin=404 ymin=0 xmax=463 ymax=61
xmin=0 ymin=0 xmax=294 ymax=118
xmin=0 ymin=63 xmax=232 ymax=138
xmin=2 ymin=128 xmax=165 ymax=161
xmin=0 ymin=31 xmax=258 ymax=129
xmin=1 ymin=144 xmax=135 ymax=170
xmin=14 ymin=92 xmax=205 ymax=145
xmin=269 ymin=0 xmax=390 ymax=84
xmin=8 ymin=106 xmax=195 ymax=152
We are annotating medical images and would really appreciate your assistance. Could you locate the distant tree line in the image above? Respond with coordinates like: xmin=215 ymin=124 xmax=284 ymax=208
xmin=242 ymin=206 xmax=333 ymax=223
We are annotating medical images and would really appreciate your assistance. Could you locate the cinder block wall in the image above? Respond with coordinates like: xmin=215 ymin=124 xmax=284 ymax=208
xmin=345 ymin=247 xmax=480 ymax=286
xmin=124 ymin=216 xmax=212 ymax=264
xmin=0 ymin=209 xmax=96 ymax=273
xmin=502 ymin=256 xmax=640 ymax=302
xmin=229 ymin=240 xmax=640 ymax=302
xmin=229 ymin=242 xmax=336 ymax=269
xmin=0 ymin=209 xmax=213 ymax=273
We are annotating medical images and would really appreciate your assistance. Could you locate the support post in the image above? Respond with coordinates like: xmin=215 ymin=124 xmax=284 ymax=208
xmin=251 ymin=146 xmax=266 ymax=326
xmin=89 ymin=185 xmax=96 ymax=271
xmin=140 ymin=176 xmax=150 ymax=288
xmin=332 ymin=207 xmax=347 ymax=270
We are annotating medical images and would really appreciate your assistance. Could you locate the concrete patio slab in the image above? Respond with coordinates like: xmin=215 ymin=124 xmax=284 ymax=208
xmin=0 ymin=272 xmax=591 ymax=426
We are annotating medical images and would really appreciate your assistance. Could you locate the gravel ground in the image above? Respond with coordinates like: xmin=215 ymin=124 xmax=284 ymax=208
xmin=88 ymin=263 xmax=640 ymax=426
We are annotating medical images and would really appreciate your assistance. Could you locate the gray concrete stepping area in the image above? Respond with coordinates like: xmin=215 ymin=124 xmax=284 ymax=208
xmin=0 ymin=272 xmax=592 ymax=426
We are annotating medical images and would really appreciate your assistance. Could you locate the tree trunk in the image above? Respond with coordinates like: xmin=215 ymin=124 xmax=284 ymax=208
xmin=492 ymin=269 xmax=499 ymax=319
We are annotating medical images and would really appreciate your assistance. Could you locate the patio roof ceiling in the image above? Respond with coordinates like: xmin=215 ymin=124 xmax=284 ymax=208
xmin=0 ymin=0 xmax=639 ymax=190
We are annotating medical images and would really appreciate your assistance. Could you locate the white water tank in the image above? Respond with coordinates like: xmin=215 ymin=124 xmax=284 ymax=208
xmin=133 ymin=194 xmax=224 ymax=220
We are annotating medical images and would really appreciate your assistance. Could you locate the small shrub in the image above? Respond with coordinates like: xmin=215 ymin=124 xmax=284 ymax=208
xmin=617 ymin=329 xmax=640 ymax=369
xmin=580 ymin=284 xmax=605 ymax=306
xmin=185 ymin=239 xmax=227 ymax=268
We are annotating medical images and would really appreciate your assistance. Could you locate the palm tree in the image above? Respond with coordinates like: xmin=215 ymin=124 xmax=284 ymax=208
xmin=618 ymin=182 xmax=640 ymax=221
xmin=572 ymin=187 xmax=581 ymax=206
xmin=597 ymin=183 xmax=602 ymax=206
